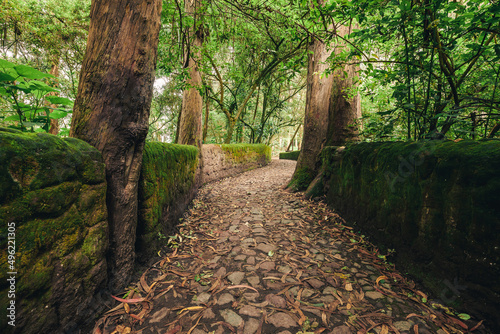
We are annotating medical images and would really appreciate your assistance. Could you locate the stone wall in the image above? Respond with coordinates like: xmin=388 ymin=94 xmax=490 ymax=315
xmin=0 ymin=134 xmax=272 ymax=333
xmin=0 ymin=128 xmax=108 ymax=333
xmin=137 ymin=142 xmax=199 ymax=258
xmin=137 ymin=143 xmax=272 ymax=258
xmin=202 ymin=144 xmax=271 ymax=184
xmin=314 ymin=140 xmax=500 ymax=331
xmin=279 ymin=150 xmax=300 ymax=161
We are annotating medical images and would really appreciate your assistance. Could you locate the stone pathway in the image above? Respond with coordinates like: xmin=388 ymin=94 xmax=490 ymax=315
xmin=94 ymin=159 xmax=486 ymax=334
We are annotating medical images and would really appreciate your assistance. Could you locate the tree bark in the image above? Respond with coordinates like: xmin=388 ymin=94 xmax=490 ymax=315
xmin=289 ymin=37 xmax=333 ymax=190
xmin=178 ymin=0 xmax=204 ymax=148
xmin=48 ymin=61 xmax=60 ymax=135
xmin=202 ymin=86 xmax=210 ymax=142
xmin=70 ymin=0 xmax=162 ymax=292
xmin=327 ymin=24 xmax=361 ymax=146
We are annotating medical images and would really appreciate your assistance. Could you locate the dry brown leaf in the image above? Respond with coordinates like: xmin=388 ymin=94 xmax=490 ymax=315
xmin=333 ymin=254 xmax=344 ymax=261
xmin=345 ymin=283 xmax=353 ymax=291
xmin=380 ymin=324 xmax=389 ymax=334
xmin=226 ymin=285 xmax=259 ymax=293
xmin=321 ymin=311 xmax=328 ymax=327
xmin=376 ymin=275 xmax=388 ymax=285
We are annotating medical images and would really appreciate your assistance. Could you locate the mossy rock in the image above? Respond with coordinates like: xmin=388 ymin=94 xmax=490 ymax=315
xmin=0 ymin=128 xmax=108 ymax=332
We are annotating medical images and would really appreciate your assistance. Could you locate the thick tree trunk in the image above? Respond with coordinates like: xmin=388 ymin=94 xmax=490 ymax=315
xmin=178 ymin=0 xmax=204 ymax=148
xmin=70 ymin=0 xmax=162 ymax=292
xmin=288 ymin=37 xmax=333 ymax=191
xmin=327 ymin=24 xmax=361 ymax=146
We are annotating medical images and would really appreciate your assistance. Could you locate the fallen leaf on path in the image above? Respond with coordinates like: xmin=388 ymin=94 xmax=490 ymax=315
xmin=110 ymin=295 xmax=145 ymax=304
xmin=226 ymin=284 xmax=259 ymax=293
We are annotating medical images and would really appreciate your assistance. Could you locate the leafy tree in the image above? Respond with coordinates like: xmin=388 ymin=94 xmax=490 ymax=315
xmin=344 ymin=0 xmax=500 ymax=140
xmin=0 ymin=0 xmax=90 ymax=134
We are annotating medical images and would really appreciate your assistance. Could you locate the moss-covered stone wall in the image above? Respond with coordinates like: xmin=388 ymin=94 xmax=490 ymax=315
xmin=137 ymin=142 xmax=199 ymax=257
xmin=0 ymin=128 xmax=108 ymax=334
xmin=317 ymin=140 xmax=500 ymax=330
xmin=279 ymin=150 xmax=300 ymax=161
xmin=202 ymin=144 xmax=271 ymax=184
xmin=0 ymin=137 xmax=272 ymax=333
xmin=137 ymin=143 xmax=271 ymax=257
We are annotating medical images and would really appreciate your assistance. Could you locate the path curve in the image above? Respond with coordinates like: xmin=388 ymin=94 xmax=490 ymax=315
xmin=95 ymin=159 xmax=484 ymax=334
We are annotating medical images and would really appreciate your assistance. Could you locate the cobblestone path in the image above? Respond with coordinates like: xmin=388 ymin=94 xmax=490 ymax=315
xmin=94 ymin=159 xmax=485 ymax=334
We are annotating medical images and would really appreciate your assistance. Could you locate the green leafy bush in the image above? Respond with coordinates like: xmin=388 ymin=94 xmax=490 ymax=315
xmin=0 ymin=59 xmax=73 ymax=133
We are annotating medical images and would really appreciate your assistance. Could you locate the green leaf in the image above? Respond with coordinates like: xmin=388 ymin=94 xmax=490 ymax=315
xmin=49 ymin=110 xmax=68 ymax=119
xmin=46 ymin=96 xmax=73 ymax=106
xmin=458 ymin=313 xmax=471 ymax=320
xmin=28 ymin=80 xmax=58 ymax=92
xmin=0 ymin=59 xmax=15 ymax=68
xmin=0 ymin=73 xmax=16 ymax=82
xmin=14 ymin=65 xmax=53 ymax=80
xmin=4 ymin=115 xmax=21 ymax=121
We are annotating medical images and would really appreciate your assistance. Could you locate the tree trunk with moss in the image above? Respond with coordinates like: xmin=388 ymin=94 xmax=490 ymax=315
xmin=178 ymin=0 xmax=204 ymax=148
xmin=288 ymin=37 xmax=333 ymax=191
xmin=70 ymin=0 xmax=162 ymax=292
xmin=327 ymin=24 xmax=361 ymax=146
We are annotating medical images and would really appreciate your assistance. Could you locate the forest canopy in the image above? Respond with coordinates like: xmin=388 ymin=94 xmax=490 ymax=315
xmin=1 ymin=0 xmax=499 ymax=147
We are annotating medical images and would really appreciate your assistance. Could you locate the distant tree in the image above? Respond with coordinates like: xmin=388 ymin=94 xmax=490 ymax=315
xmin=326 ymin=24 xmax=361 ymax=146
xmin=288 ymin=34 xmax=333 ymax=191
xmin=70 ymin=0 xmax=162 ymax=291
xmin=177 ymin=0 xmax=205 ymax=148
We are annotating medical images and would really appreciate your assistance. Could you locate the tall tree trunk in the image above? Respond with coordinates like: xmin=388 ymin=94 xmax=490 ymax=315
xmin=178 ymin=0 xmax=204 ymax=148
xmin=70 ymin=0 xmax=162 ymax=292
xmin=327 ymin=24 xmax=361 ymax=146
xmin=202 ymin=86 xmax=210 ymax=142
xmin=48 ymin=61 xmax=60 ymax=135
xmin=224 ymin=118 xmax=236 ymax=144
xmin=288 ymin=37 xmax=333 ymax=191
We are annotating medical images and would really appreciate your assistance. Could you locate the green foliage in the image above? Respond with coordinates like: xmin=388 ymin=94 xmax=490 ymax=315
xmin=0 ymin=0 xmax=90 ymax=97
xmin=279 ymin=151 xmax=300 ymax=161
xmin=339 ymin=0 xmax=500 ymax=140
xmin=0 ymin=60 xmax=73 ymax=132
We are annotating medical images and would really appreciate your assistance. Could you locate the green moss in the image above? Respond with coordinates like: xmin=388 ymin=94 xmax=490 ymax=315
xmin=138 ymin=142 xmax=199 ymax=251
xmin=81 ymin=222 xmax=108 ymax=266
xmin=279 ymin=151 xmax=300 ymax=161
xmin=17 ymin=253 xmax=52 ymax=296
xmin=0 ymin=128 xmax=109 ymax=333
xmin=288 ymin=167 xmax=315 ymax=191
xmin=318 ymin=139 xmax=500 ymax=318
xmin=220 ymin=144 xmax=271 ymax=164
